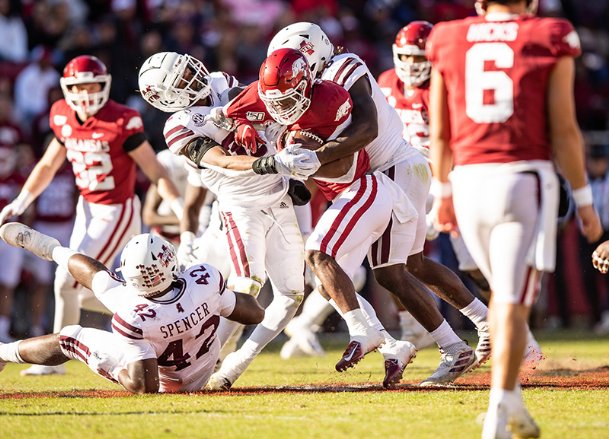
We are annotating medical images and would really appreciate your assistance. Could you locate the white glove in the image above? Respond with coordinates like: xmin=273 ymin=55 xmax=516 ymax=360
xmin=273 ymin=146 xmax=321 ymax=178
xmin=0 ymin=190 xmax=34 ymax=225
xmin=177 ymin=231 xmax=198 ymax=272
xmin=88 ymin=351 xmax=122 ymax=383
xmin=204 ymin=107 xmax=235 ymax=131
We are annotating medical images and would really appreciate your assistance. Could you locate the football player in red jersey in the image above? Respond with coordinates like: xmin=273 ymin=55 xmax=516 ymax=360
xmin=221 ymin=48 xmax=422 ymax=388
xmin=428 ymin=1 xmax=602 ymax=437
xmin=0 ymin=55 xmax=182 ymax=376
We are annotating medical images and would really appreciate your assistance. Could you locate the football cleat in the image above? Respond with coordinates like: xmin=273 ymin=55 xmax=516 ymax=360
xmin=335 ymin=330 xmax=384 ymax=372
xmin=0 ymin=223 xmax=60 ymax=261
xmin=467 ymin=324 xmax=491 ymax=373
xmin=482 ymin=401 xmax=540 ymax=439
xmin=279 ymin=337 xmax=306 ymax=360
xmin=508 ymin=405 xmax=541 ymax=438
xmin=379 ymin=340 xmax=417 ymax=389
xmin=291 ymin=328 xmax=325 ymax=357
xmin=420 ymin=341 xmax=475 ymax=386
xmin=20 ymin=364 xmax=66 ymax=376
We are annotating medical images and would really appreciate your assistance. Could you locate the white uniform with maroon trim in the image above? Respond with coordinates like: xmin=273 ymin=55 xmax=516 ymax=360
xmin=164 ymin=104 xmax=303 ymax=296
xmin=59 ymin=324 xmax=156 ymax=385
xmin=92 ymin=264 xmax=236 ymax=392
xmin=49 ymin=99 xmax=144 ymax=331
xmin=322 ymin=53 xmax=431 ymax=267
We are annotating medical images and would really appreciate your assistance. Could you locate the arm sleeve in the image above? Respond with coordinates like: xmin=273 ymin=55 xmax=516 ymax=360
xmin=91 ymin=271 xmax=127 ymax=313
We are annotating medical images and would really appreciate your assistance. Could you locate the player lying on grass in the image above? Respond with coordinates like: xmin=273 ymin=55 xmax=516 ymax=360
xmin=0 ymin=223 xmax=264 ymax=393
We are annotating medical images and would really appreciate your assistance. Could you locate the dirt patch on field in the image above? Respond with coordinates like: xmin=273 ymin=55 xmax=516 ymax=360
xmin=1 ymin=367 xmax=607 ymax=399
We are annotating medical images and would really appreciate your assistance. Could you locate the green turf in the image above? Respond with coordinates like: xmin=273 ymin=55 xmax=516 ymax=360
xmin=1 ymin=331 xmax=608 ymax=439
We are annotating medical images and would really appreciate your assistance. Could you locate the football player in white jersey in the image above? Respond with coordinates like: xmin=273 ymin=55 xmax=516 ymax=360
xmin=0 ymin=222 xmax=264 ymax=392
xmin=267 ymin=22 xmax=490 ymax=384
xmin=137 ymin=52 xmax=315 ymax=390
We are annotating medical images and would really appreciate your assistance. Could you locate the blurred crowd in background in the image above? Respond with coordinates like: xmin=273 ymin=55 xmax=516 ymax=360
xmin=0 ymin=0 xmax=608 ymax=338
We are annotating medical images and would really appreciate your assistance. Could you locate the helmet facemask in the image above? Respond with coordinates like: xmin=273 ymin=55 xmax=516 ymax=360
xmin=259 ymin=78 xmax=311 ymax=125
xmin=393 ymin=45 xmax=431 ymax=87
xmin=139 ymin=52 xmax=211 ymax=112
xmin=60 ymin=75 xmax=111 ymax=118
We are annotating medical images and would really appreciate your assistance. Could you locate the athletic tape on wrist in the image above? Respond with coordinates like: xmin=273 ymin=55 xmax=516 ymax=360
xmin=430 ymin=179 xmax=452 ymax=198
xmin=572 ymin=184 xmax=593 ymax=207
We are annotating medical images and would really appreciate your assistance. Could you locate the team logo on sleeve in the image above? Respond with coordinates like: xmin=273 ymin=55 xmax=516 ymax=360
xmin=564 ymin=30 xmax=580 ymax=49
xmin=335 ymin=99 xmax=352 ymax=121
xmin=246 ymin=111 xmax=265 ymax=122
xmin=126 ymin=116 xmax=143 ymax=130
xmin=191 ymin=113 xmax=206 ymax=126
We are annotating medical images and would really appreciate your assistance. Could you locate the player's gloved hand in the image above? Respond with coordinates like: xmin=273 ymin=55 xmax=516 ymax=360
xmin=234 ymin=121 xmax=265 ymax=154
xmin=252 ymin=147 xmax=321 ymax=178
xmin=0 ymin=190 xmax=34 ymax=225
xmin=204 ymin=107 xmax=235 ymax=131
xmin=177 ymin=231 xmax=198 ymax=272
xmin=88 ymin=351 xmax=122 ymax=383
xmin=592 ymin=241 xmax=609 ymax=274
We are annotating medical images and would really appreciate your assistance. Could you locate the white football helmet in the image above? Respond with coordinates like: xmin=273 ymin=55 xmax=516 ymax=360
xmin=119 ymin=233 xmax=178 ymax=297
xmin=268 ymin=22 xmax=334 ymax=79
xmin=138 ymin=52 xmax=211 ymax=112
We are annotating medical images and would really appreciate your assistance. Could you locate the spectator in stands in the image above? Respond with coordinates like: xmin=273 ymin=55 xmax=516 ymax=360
xmin=0 ymin=0 xmax=28 ymax=63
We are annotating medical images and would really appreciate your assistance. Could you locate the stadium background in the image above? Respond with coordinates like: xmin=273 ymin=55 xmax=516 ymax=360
xmin=0 ymin=0 xmax=608 ymax=336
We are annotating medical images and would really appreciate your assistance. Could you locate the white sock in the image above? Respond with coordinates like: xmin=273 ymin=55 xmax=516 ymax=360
xmin=489 ymin=387 xmax=520 ymax=408
xmin=294 ymin=288 xmax=334 ymax=331
xmin=460 ymin=298 xmax=488 ymax=329
xmin=0 ymin=316 xmax=10 ymax=336
xmin=429 ymin=320 xmax=462 ymax=349
xmin=340 ymin=308 xmax=369 ymax=337
xmin=356 ymin=294 xmax=394 ymax=343
xmin=0 ymin=340 xmax=25 ymax=363
xmin=51 ymin=247 xmax=78 ymax=269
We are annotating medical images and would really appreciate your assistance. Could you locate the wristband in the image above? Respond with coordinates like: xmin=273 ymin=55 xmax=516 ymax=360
xmin=52 ymin=247 xmax=78 ymax=268
xmin=572 ymin=184 xmax=593 ymax=207
xmin=430 ymin=179 xmax=452 ymax=198
xmin=169 ymin=197 xmax=184 ymax=220
xmin=14 ymin=189 xmax=35 ymax=215
xmin=180 ymin=231 xmax=196 ymax=245
xmin=252 ymin=156 xmax=278 ymax=175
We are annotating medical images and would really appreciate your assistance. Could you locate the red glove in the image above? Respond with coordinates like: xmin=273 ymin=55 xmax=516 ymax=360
xmin=234 ymin=121 xmax=264 ymax=154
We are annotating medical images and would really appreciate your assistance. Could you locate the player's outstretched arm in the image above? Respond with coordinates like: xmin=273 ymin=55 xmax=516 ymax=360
xmin=315 ymin=77 xmax=378 ymax=165
xmin=549 ymin=57 xmax=602 ymax=243
xmin=226 ymin=292 xmax=265 ymax=325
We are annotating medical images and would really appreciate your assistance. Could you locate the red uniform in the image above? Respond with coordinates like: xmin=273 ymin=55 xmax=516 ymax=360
xmin=226 ymin=80 xmax=368 ymax=201
xmin=49 ymin=99 xmax=146 ymax=204
xmin=427 ymin=15 xmax=580 ymax=165
xmin=378 ymin=70 xmax=430 ymax=156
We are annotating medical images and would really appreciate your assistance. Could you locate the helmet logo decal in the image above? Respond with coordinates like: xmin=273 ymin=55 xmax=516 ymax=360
xmin=141 ymin=85 xmax=160 ymax=102
xmin=299 ymin=40 xmax=315 ymax=56
xmin=156 ymin=244 xmax=174 ymax=268
xmin=291 ymin=57 xmax=307 ymax=79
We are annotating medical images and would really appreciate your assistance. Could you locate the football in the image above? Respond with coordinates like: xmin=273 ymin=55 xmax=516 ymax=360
xmin=282 ymin=129 xmax=325 ymax=151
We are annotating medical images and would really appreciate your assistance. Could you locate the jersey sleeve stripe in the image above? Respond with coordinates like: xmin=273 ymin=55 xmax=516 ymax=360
xmin=167 ymin=130 xmax=195 ymax=149
xmin=332 ymin=58 xmax=356 ymax=83
xmin=166 ymin=125 xmax=188 ymax=137
xmin=218 ymin=272 xmax=225 ymax=294
xmin=112 ymin=313 xmax=144 ymax=337
xmin=338 ymin=62 xmax=363 ymax=86
xmin=112 ymin=321 xmax=144 ymax=340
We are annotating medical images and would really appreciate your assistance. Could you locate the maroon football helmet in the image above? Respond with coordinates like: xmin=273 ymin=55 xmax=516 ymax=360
xmin=60 ymin=55 xmax=111 ymax=117
xmin=258 ymin=48 xmax=313 ymax=125
xmin=393 ymin=21 xmax=433 ymax=87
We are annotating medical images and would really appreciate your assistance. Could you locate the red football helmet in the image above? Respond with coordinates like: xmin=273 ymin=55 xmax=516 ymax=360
xmin=393 ymin=21 xmax=433 ymax=87
xmin=258 ymin=48 xmax=313 ymax=125
xmin=475 ymin=0 xmax=538 ymax=15
xmin=60 ymin=55 xmax=111 ymax=117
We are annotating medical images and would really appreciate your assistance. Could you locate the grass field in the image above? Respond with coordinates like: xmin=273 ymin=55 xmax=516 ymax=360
xmin=1 ymin=330 xmax=608 ymax=439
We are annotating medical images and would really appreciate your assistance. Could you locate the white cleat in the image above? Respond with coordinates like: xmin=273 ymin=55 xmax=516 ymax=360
xmin=420 ymin=341 xmax=476 ymax=386
xmin=20 ymin=364 xmax=65 ymax=376
xmin=279 ymin=338 xmax=306 ymax=360
xmin=205 ymin=350 xmax=251 ymax=391
xmin=482 ymin=401 xmax=540 ymax=439
xmin=379 ymin=339 xmax=417 ymax=388
xmin=291 ymin=328 xmax=325 ymax=357
xmin=0 ymin=223 xmax=60 ymax=261
xmin=467 ymin=324 xmax=491 ymax=373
